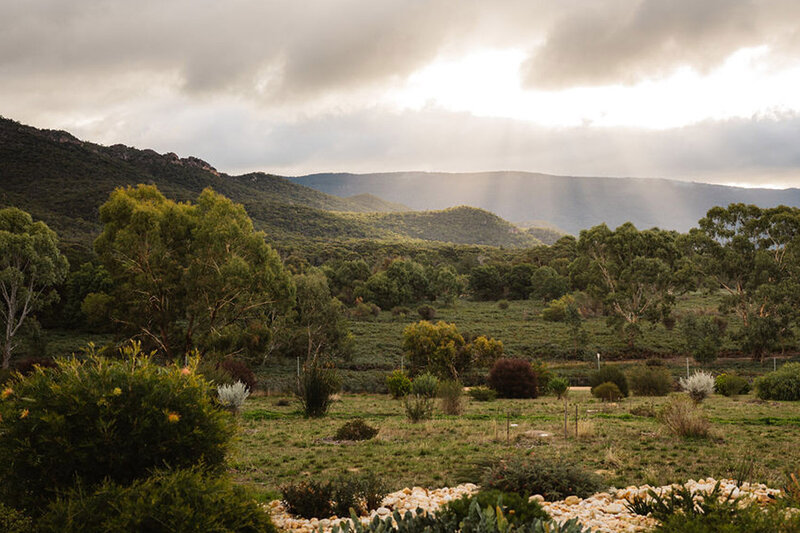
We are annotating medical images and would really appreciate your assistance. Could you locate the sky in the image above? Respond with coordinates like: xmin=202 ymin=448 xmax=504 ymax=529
xmin=3 ymin=0 xmax=800 ymax=187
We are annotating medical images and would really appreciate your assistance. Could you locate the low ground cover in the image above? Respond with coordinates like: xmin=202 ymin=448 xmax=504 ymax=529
xmin=230 ymin=390 xmax=800 ymax=501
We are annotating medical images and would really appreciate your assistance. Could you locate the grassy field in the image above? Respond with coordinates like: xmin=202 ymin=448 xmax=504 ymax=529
xmin=229 ymin=390 xmax=800 ymax=500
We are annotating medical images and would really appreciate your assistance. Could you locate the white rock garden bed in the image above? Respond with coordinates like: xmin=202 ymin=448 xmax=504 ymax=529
xmin=266 ymin=478 xmax=782 ymax=533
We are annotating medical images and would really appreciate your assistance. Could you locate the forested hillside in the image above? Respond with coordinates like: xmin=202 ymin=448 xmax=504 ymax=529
xmin=0 ymin=117 xmax=541 ymax=262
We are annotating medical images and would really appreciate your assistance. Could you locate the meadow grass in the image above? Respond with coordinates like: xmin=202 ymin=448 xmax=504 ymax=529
xmin=229 ymin=390 xmax=800 ymax=499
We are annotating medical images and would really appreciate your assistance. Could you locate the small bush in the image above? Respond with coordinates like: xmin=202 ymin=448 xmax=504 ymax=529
xmin=217 ymin=381 xmax=251 ymax=412
xmin=38 ymin=468 xmax=278 ymax=533
xmin=332 ymin=472 xmax=387 ymax=516
xmin=497 ymin=300 xmax=510 ymax=310
xmin=443 ymin=489 xmax=549 ymax=528
xmin=482 ymin=456 xmax=605 ymax=500
xmin=488 ymin=358 xmax=538 ymax=398
xmin=282 ymin=479 xmax=334 ymax=519
xmin=548 ymin=376 xmax=570 ymax=399
xmin=411 ymin=372 xmax=439 ymax=398
xmin=417 ymin=304 xmax=436 ymax=320
xmin=334 ymin=419 xmax=379 ymax=441
xmin=680 ymin=371 xmax=715 ymax=403
xmin=297 ymin=356 xmax=341 ymax=418
xmin=530 ymin=359 xmax=552 ymax=393
xmin=659 ymin=395 xmax=711 ymax=438
xmin=468 ymin=386 xmax=498 ymax=402
xmin=391 ymin=306 xmax=411 ymax=317
xmin=0 ymin=351 xmax=234 ymax=513
xmin=715 ymin=373 xmax=750 ymax=397
xmin=755 ymin=362 xmax=800 ymax=401
xmin=592 ymin=381 xmax=623 ymax=402
xmin=438 ymin=380 xmax=464 ymax=415
xmin=0 ymin=502 xmax=31 ymax=533
xmin=218 ymin=358 xmax=257 ymax=392
xmin=588 ymin=366 xmax=629 ymax=397
xmin=351 ymin=302 xmax=381 ymax=318
xmin=385 ymin=370 xmax=412 ymax=398
xmin=404 ymin=394 xmax=434 ymax=422
xmin=627 ymin=365 xmax=673 ymax=396
xmin=628 ymin=481 xmax=800 ymax=533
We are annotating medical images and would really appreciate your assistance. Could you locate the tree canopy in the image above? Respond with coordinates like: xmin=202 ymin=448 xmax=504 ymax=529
xmin=94 ymin=185 xmax=295 ymax=359
xmin=0 ymin=207 xmax=69 ymax=368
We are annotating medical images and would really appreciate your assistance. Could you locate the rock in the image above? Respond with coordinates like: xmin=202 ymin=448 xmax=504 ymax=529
xmin=564 ymin=495 xmax=581 ymax=505
xmin=376 ymin=507 xmax=391 ymax=517
xmin=603 ymin=503 xmax=624 ymax=514
xmin=529 ymin=494 xmax=545 ymax=503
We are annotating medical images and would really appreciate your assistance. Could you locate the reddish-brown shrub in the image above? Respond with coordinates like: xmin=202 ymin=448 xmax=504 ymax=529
xmin=488 ymin=358 xmax=538 ymax=398
xmin=218 ymin=358 xmax=257 ymax=392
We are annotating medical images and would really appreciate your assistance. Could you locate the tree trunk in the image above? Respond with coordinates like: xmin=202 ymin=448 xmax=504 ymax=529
xmin=1 ymin=341 xmax=11 ymax=369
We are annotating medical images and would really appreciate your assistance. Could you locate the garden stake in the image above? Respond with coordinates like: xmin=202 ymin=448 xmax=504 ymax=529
xmin=686 ymin=357 xmax=690 ymax=378
xmin=564 ymin=398 xmax=568 ymax=440
xmin=575 ymin=404 xmax=578 ymax=439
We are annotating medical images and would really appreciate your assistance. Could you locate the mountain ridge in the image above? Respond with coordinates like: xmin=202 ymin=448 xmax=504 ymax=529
xmin=291 ymin=171 xmax=800 ymax=234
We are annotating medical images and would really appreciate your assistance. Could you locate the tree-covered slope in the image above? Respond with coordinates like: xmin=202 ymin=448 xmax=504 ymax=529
xmin=0 ymin=117 xmax=538 ymax=259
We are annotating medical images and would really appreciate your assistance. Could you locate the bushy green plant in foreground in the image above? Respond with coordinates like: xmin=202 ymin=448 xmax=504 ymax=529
xmin=658 ymin=395 xmax=711 ymax=438
xmin=0 ymin=502 xmax=31 ymax=533
xmin=298 ymin=356 xmax=341 ymax=417
xmin=715 ymin=373 xmax=750 ymax=397
xmin=0 ymin=351 xmax=234 ymax=513
xmin=37 ymin=468 xmax=277 ymax=533
xmin=548 ymin=376 xmax=570 ymax=399
xmin=592 ymin=381 xmax=623 ymax=402
xmin=443 ymin=489 xmax=549 ymax=528
xmin=335 ymin=418 xmax=379 ymax=441
xmin=755 ymin=363 xmax=800 ymax=401
xmin=468 ymin=385 xmax=497 ymax=401
xmin=627 ymin=481 xmax=800 ymax=533
xmin=385 ymin=369 xmax=411 ymax=398
xmin=329 ymin=501 xmax=589 ymax=533
xmin=481 ymin=456 xmax=605 ymax=500
xmin=588 ymin=366 xmax=629 ymax=397
xmin=627 ymin=365 xmax=673 ymax=396
xmin=411 ymin=372 xmax=440 ymax=398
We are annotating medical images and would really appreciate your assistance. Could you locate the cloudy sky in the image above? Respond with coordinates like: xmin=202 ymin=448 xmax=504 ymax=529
xmin=3 ymin=0 xmax=800 ymax=187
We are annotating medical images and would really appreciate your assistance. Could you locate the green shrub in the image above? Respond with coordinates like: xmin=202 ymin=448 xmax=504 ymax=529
xmin=332 ymin=472 xmax=387 ymax=517
xmin=627 ymin=365 xmax=673 ymax=396
xmin=197 ymin=359 xmax=235 ymax=386
xmin=481 ymin=456 xmax=605 ymax=501
xmin=391 ymin=306 xmax=411 ymax=317
xmin=658 ymin=396 xmax=711 ymax=438
xmin=334 ymin=419 xmax=379 ymax=441
xmin=438 ymin=379 xmax=464 ymax=415
xmin=417 ymin=304 xmax=437 ymax=320
xmin=541 ymin=294 xmax=577 ymax=322
xmin=588 ymin=366 xmax=629 ymax=397
xmin=404 ymin=394 xmax=434 ymax=422
xmin=282 ymin=479 xmax=334 ymax=519
xmin=628 ymin=481 xmax=800 ymax=532
xmin=297 ymin=356 xmax=341 ymax=418
xmin=715 ymin=373 xmax=750 ymax=397
xmin=468 ymin=386 xmax=498 ymax=402
xmin=385 ymin=370 xmax=412 ymax=398
xmin=530 ymin=359 xmax=551 ymax=393
xmin=548 ymin=376 xmax=570 ymax=399
xmin=592 ymin=382 xmax=623 ymax=402
xmin=411 ymin=372 xmax=439 ymax=398
xmin=497 ymin=300 xmax=510 ymax=310
xmin=0 ymin=502 xmax=31 ymax=533
xmin=443 ymin=489 xmax=549 ymax=528
xmin=488 ymin=358 xmax=538 ymax=398
xmin=330 ymin=502 xmax=590 ymax=532
xmin=37 ymin=468 xmax=277 ymax=533
xmin=0 ymin=352 xmax=234 ymax=513
xmin=755 ymin=363 xmax=800 ymax=401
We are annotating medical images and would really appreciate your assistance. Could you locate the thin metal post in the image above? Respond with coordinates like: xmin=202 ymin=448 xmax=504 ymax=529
xmin=575 ymin=405 xmax=578 ymax=439
xmin=564 ymin=399 xmax=568 ymax=440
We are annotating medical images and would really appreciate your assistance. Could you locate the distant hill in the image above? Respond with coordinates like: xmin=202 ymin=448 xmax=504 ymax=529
xmin=0 ymin=117 xmax=538 ymax=261
xmin=291 ymin=171 xmax=800 ymax=234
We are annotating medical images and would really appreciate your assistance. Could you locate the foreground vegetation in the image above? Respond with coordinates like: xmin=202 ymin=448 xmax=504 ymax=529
xmin=231 ymin=390 xmax=800 ymax=498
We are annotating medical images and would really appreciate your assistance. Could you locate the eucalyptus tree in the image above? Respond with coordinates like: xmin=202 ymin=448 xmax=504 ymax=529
xmin=570 ymin=222 xmax=692 ymax=346
xmin=0 ymin=208 xmax=68 ymax=368
xmin=94 ymin=185 xmax=295 ymax=359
